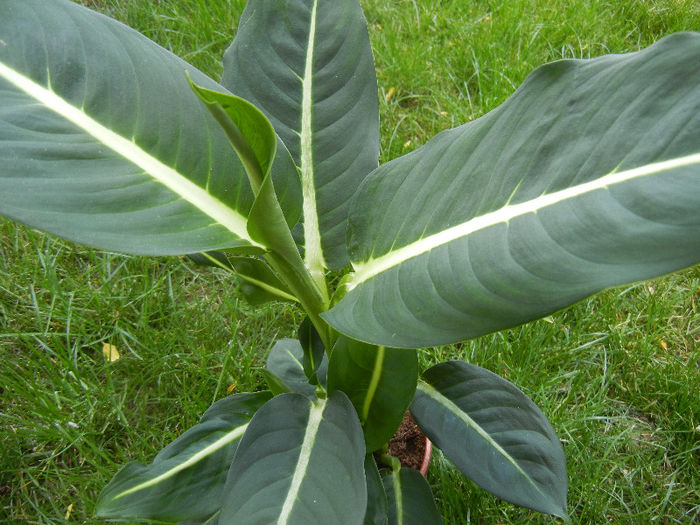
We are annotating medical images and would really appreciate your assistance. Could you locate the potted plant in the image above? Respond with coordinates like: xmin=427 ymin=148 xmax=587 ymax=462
xmin=0 ymin=0 xmax=698 ymax=523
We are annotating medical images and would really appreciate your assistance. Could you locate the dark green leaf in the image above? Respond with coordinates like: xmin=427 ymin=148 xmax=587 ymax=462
xmin=327 ymin=337 xmax=418 ymax=452
xmin=410 ymin=361 xmax=568 ymax=518
xmin=222 ymin=0 xmax=380 ymax=270
xmin=0 ymin=0 xmax=300 ymax=255
xmin=188 ymin=253 xmax=298 ymax=305
xmin=265 ymin=339 xmax=317 ymax=399
xmin=220 ymin=392 xmax=367 ymax=525
xmin=381 ymin=468 xmax=442 ymax=525
xmin=96 ymin=392 xmax=271 ymax=522
xmin=364 ymin=455 xmax=389 ymax=525
xmin=263 ymin=369 xmax=296 ymax=397
xmin=325 ymin=33 xmax=700 ymax=347
xmin=187 ymin=251 xmax=234 ymax=270
xmin=298 ymin=317 xmax=326 ymax=384
xmin=229 ymin=257 xmax=298 ymax=305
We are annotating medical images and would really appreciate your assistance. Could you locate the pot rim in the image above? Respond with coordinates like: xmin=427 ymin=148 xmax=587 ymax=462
xmin=419 ymin=437 xmax=432 ymax=476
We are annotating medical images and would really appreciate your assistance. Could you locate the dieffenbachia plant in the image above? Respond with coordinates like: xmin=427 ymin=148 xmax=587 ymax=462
xmin=1 ymin=0 xmax=698 ymax=523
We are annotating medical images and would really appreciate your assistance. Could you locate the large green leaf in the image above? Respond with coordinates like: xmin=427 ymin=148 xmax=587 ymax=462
xmin=0 ymin=0 xmax=300 ymax=256
xmin=410 ymin=361 xmax=567 ymax=519
xmin=220 ymin=392 xmax=367 ymax=525
xmin=96 ymin=392 xmax=271 ymax=522
xmin=327 ymin=337 xmax=418 ymax=452
xmin=381 ymin=468 xmax=442 ymax=525
xmin=222 ymin=0 xmax=380 ymax=270
xmin=325 ymin=33 xmax=700 ymax=348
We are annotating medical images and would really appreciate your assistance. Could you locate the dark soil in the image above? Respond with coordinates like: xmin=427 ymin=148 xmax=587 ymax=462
xmin=383 ymin=412 xmax=427 ymax=471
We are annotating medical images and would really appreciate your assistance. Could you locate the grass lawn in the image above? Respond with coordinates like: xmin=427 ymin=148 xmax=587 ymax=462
xmin=1 ymin=0 xmax=699 ymax=523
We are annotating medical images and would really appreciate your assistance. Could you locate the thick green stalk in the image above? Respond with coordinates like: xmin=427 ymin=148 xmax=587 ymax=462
xmin=379 ymin=452 xmax=402 ymax=474
xmin=264 ymin=249 xmax=332 ymax=349
xmin=247 ymin=169 xmax=332 ymax=348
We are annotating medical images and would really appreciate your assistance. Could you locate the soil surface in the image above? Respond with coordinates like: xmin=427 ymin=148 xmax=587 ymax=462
xmin=384 ymin=412 xmax=427 ymax=471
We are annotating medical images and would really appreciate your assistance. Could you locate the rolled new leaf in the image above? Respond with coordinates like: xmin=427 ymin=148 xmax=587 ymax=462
xmin=0 ymin=0 xmax=300 ymax=256
xmin=325 ymin=33 xmax=700 ymax=348
xmin=381 ymin=468 xmax=442 ymax=525
xmin=96 ymin=392 xmax=271 ymax=522
xmin=220 ymin=392 xmax=367 ymax=525
xmin=327 ymin=337 xmax=418 ymax=452
xmin=188 ymin=81 xmax=277 ymax=196
xmin=222 ymin=0 xmax=380 ymax=270
xmin=410 ymin=361 xmax=568 ymax=519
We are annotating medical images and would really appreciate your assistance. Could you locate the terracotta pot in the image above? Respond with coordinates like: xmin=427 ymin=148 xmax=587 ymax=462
xmin=419 ymin=437 xmax=433 ymax=477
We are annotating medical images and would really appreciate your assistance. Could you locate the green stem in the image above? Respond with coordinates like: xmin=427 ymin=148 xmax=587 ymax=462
xmin=378 ymin=452 xmax=402 ymax=474
xmin=264 ymin=250 xmax=332 ymax=349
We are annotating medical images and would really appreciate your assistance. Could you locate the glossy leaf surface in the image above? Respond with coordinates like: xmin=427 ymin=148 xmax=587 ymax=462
xmin=325 ymin=33 xmax=700 ymax=347
xmin=222 ymin=0 xmax=380 ymax=270
xmin=220 ymin=392 xmax=366 ymax=525
xmin=381 ymin=468 xmax=442 ymax=525
xmin=327 ymin=338 xmax=418 ymax=452
xmin=96 ymin=392 xmax=271 ymax=521
xmin=0 ymin=0 xmax=300 ymax=255
xmin=410 ymin=361 xmax=567 ymax=518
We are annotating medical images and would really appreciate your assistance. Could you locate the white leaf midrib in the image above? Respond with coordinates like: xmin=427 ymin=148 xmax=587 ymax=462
xmin=417 ymin=381 xmax=547 ymax=499
xmin=0 ymin=60 xmax=260 ymax=247
xmin=350 ymin=153 xmax=700 ymax=288
xmin=300 ymin=0 xmax=327 ymax=280
xmin=113 ymin=423 xmax=249 ymax=499
xmin=277 ymin=398 xmax=326 ymax=525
